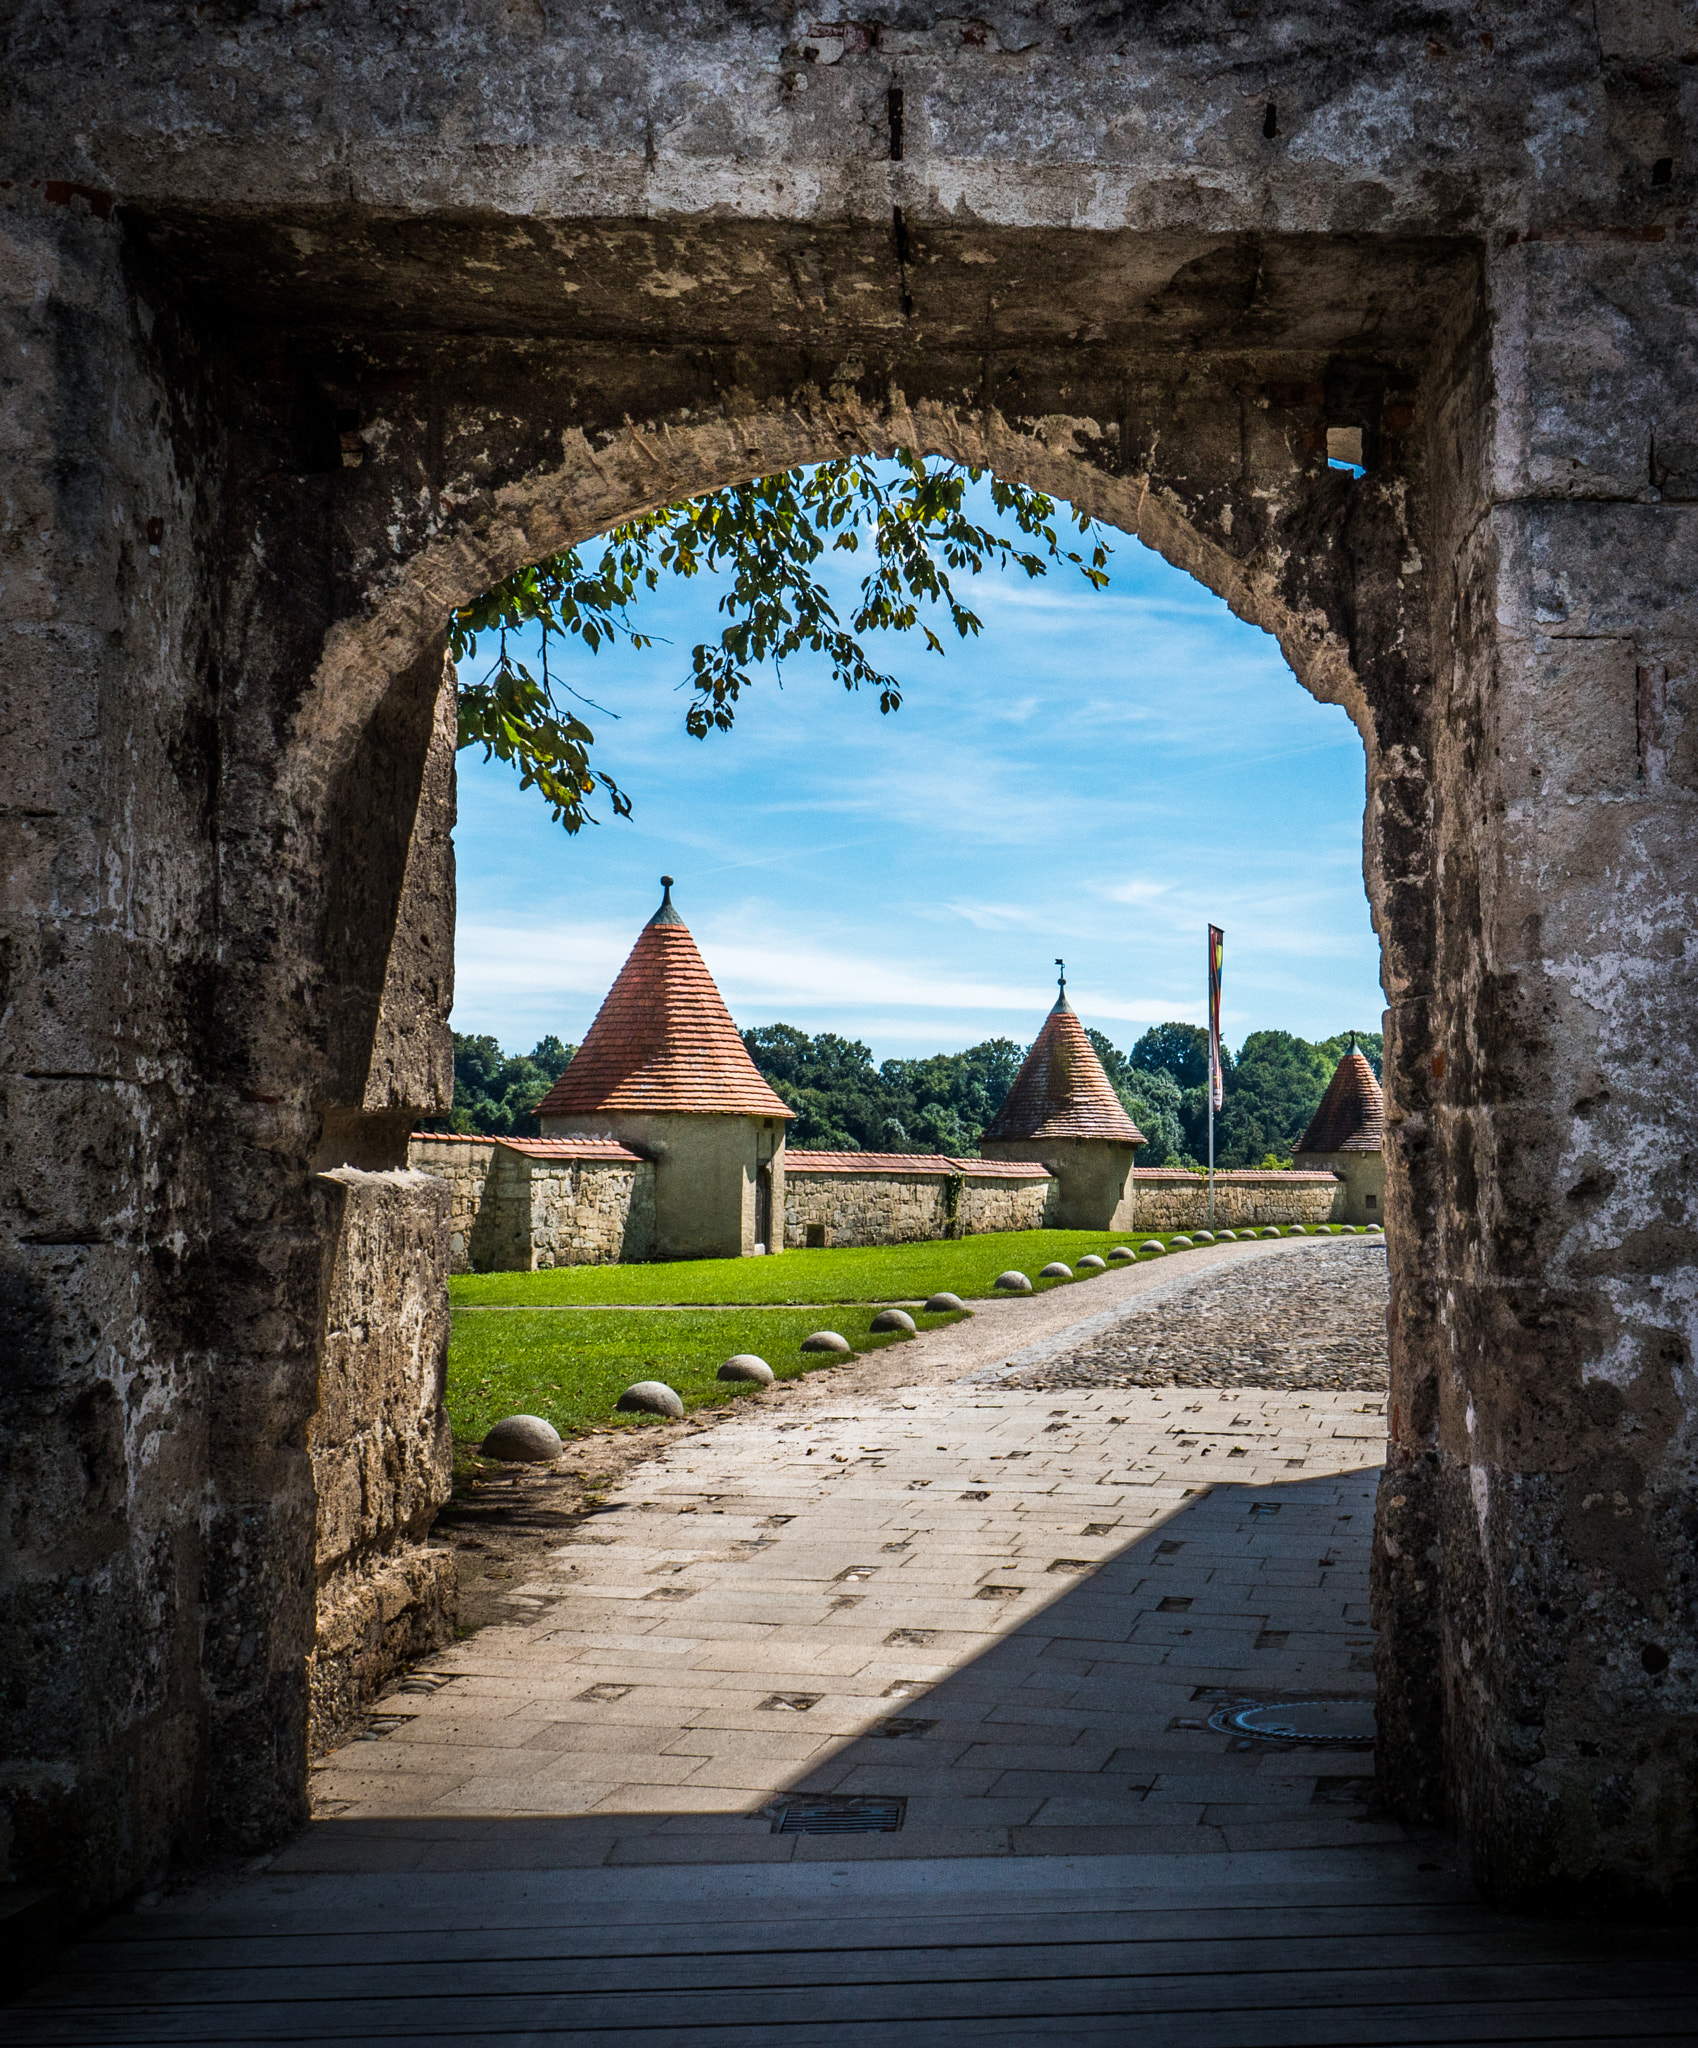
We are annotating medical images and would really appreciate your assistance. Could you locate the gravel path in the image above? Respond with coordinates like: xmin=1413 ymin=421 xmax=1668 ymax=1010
xmin=1001 ymin=1238 xmax=1388 ymax=1394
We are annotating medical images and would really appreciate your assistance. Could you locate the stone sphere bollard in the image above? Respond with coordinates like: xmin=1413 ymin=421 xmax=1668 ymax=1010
xmin=924 ymin=1292 xmax=969 ymax=1313
xmin=479 ymin=1414 xmax=563 ymax=1463
xmin=1169 ymin=1235 xmax=1194 ymax=1248
xmin=1216 ymin=1229 xmax=1238 ymax=1241
xmin=870 ymin=1308 xmax=917 ymax=1334
xmin=1191 ymin=1231 xmax=1214 ymax=1244
xmin=718 ymin=1355 xmax=775 ymax=1384
xmin=801 ymin=1330 xmax=853 ymax=1354
xmin=994 ymin=1270 xmax=1033 ymax=1292
xmin=1260 ymin=1226 xmax=1282 ymax=1238
xmin=1286 ymin=1224 xmax=1308 ymax=1236
xmin=1139 ymin=1240 xmax=1166 ymax=1256
xmin=1367 ymin=1222 xmax=1384 ymax=1232
xmin=616 ymin=1381 xmax=685 ymax=1418
xmin=1108 ymin=1246 xmax=1137 ymax=1262
xmin=1076 ymin=1254 xmax=1107 ymax=1271
xmin=1039 ymin=1261 xmax=1073 ymax=1279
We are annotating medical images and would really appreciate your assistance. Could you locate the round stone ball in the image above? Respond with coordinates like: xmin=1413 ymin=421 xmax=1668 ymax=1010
xmin=1216 ymin=1229 xmax=1238 ymax=1241
xmin=1139 ymin=1240 xmax=1166 ymax=1257
xmin=1108 ymin=1246 xmax=1137 ymax=1263
xmin=1076 ymin=1254 xmax=1107 ymax=1271
xmin=1039 ymin=1261 xmax=1073 ymax=1279
xmin=801 ymin=1329 xmax=853 ymax=1354
xmin=1190 ymin=1231 xmax=1214 ymax=1244
xmin=718 ymin=1355 xmax=775 ymax=1385
xmin=479 ymin=1414 xmax=563 ymax=1463
xmin=924 ymin=1292 xmax=969 ymax=1313
xmin=1260 ymin=1226 xmax=1283 ymax=1238
xmin=994 ymin=1270 xmax=1033 ymax=1292
xmin=870 ymin=1308 xmax=917 ymax=1334
xmin=1168 ymin=1235 xmax=1194 ymax=1249
xmin=1367 ymin=1222 xmax=1384 ymax=1233
xmin=616 ymin=1380 xmax=685 ymax=1418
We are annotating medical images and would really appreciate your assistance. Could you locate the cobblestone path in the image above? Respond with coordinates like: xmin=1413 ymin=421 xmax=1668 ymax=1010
xmin=1002 ymin=1239 xmax=1388 ymax=1395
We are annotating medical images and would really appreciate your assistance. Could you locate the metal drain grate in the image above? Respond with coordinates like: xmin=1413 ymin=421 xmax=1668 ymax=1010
xmin=773 ymin=1796 xmax=906 ymax=1836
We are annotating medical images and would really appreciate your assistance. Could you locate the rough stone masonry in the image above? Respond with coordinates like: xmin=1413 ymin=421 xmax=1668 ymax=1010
xmin=0 ymin=2 xmax=1693 ymax=1922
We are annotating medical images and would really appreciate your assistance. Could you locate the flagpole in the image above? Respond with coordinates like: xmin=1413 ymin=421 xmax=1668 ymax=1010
xmin=1206 ymin=924 xmax=1222 ymax=1233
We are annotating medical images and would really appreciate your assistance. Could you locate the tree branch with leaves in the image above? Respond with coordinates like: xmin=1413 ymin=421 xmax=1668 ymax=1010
xmin=449 ymin=450 xmax=1112 ymax=831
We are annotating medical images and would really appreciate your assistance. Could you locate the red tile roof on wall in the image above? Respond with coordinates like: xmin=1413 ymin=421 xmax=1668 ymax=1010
xmin=786 ymin=1152 xmax=1051 ymax=1178
xmin=410 ymin=1131 xmax=644 ymax=1161
xmin=500 ymin=1138 xmax=645 ymax=1162
xmin=1295 ymin=1049 xmax=1385 ymax=1155
xmin=533 ymin=882 xmax=793 ymax=1122
xmin=1134 ymin=1167 xmax=1341 ymax=1183
xmin=981 ymin=997 xmax=1146 ymax=1146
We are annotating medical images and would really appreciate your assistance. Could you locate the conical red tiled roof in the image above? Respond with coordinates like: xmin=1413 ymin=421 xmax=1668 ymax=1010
xmin=981 ymin=997 xmax=1145 ymax=1146
xmin=534 ymin=881 xmax=793 ymax=1122
xmin=1295 ymin=1047 xmax=1384 ymax=1155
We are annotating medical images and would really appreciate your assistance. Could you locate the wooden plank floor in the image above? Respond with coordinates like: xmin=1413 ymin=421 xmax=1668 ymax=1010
xmin=6 ymin=1848 xmax=1692 ymax=2045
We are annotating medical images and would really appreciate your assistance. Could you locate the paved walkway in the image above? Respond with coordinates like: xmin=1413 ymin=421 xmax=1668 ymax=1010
xmin=11 ymin=1239 xmax=1693 ymax=2044
xmin=305 ymin=1238 xmax=1393 ymax=1869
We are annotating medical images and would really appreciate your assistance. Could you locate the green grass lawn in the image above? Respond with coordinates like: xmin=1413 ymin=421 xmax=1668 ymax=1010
xmin=448 ymin=1303 xmax=961 ymax=1444
xmin=451 ymin=1228 xmax=1195 ymax=1309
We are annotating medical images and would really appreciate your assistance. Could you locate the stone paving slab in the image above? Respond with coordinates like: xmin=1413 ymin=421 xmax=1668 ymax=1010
xmin=310 ymin=1243 xmax=1389 ymax=1868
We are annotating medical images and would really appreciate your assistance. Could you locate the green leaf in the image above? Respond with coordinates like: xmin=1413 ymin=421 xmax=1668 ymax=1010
xmin=450 ymin=454 xmax=1113 ymax=831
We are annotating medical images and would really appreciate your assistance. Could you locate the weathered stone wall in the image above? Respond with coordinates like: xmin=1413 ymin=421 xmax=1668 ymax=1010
xmin=513 ymin=1158 xmax=655 ymax=1269
xmin=407 ymin=1136 xmax=496 ymax=1272
xmin=307 ymin=1169 xmax=456 ymax=1753
xmin=1131 ymin=1171 xmax=1345 ymax=1233
xmin=784 ymin=1167 xmax=1052 ymax=1248
xmin=5 ymin=0 xmax=1695 ymax=1918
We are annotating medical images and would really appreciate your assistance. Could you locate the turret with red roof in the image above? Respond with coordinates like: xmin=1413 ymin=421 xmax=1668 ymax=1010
xmin=978 ymin=962 xmax=1146 ymax=1230
xmin=537 ymin=879 xmax=792 ymax=1258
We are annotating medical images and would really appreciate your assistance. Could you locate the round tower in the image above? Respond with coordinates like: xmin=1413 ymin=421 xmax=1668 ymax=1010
xmin=977 ymin=966 xmax=1146 ymax=1230
xmin=1292 ymin=1037 xmax=1386 ymax=1225
xmin=533 ymin=879 xmax=793 ymax=1258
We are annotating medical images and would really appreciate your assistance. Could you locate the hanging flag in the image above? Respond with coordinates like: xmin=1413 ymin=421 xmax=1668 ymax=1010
xmin=1208 ymin=924 xmax=1225 ymax=1111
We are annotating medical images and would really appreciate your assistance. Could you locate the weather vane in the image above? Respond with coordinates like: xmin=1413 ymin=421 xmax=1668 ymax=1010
xmin=1055 ymin=957 xmax=1066 ymax=999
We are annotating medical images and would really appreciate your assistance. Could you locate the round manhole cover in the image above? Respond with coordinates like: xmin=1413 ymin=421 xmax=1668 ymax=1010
xmin=1208 ymin=1697 xmax=1376 ymax=1746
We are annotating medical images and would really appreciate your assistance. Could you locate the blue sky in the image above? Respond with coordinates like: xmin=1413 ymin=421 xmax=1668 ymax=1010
xmin=450 ymin=472 xmax=1383 ymax=1063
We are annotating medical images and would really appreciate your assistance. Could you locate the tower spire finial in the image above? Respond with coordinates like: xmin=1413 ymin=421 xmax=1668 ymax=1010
xmin=1055 ymin=957 xmax=1067 ymax=1006
xmin=650 ymin=875 xmax=684 ymax=927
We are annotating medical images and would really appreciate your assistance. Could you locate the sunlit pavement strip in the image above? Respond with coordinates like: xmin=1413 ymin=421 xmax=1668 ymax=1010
xmin=306 ymin=1275 xmax=1392 ymax=1873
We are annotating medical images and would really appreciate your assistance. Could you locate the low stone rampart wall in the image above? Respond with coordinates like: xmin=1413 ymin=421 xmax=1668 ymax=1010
xmin=517 ymin=1156 xmax=655 ymax=1266
xmin=408 ymin=1134 xmax=496 ymax=1271
xmin=783 ymin=1153 xmax=1053 ymax=1248
xmin=1130 ymin=1168 xmax=1342 ymax=1231
xmin=408 ymin=1133 xmax=654 ymax=1270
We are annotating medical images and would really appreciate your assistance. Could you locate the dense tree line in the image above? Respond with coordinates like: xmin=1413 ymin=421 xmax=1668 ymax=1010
xmin=428 ymin=1019 xmax=1381 ymax=1164
xmin=739 ymin=1024 xmax=1025 ymax=1154
xmin=423 ymin=1033 xmax=576 ymax=1138
xmin=741 ymin=1020 xmax=1381 ymax=1169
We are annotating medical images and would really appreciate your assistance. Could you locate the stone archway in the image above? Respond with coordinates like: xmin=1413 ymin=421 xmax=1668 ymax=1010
xmin=4 ymin=6 xmax=1694 ymax=1927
